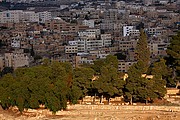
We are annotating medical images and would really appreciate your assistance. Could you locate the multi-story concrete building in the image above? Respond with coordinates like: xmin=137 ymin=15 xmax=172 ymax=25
xmin=148 ymin=42 xmax=170 ymax=58
xmin=0 ymin=10 xmax=23 ymax=23
xmin=148 ymin=43 xmax=158 ymax=57
xmin=77 ymin=29 xmax=111 ymax=53
xmin=117 ymin=39 xmax=137 ymax=51
xmin=77 ymin=37 xmax=112 ymax=53
xmin=0 ymin=10 xmax=52 ymax=23
xmin=65 ymin=45 xmax=78 ymax=54
xmin=78 ymin=29 xmax=101 ymax=39
xmin=75 ymin=54 xmax=96 ymax=67
xmin=82 ymin=20 xmax=95 ymax=28
xmin=123 ymin=26 xmax=139 ymax=37
xmin=118 ymin=60 xmax=136 ymax=73
xmin=100 ymin=20 xmax=115 ymax=31
xmin=100 ymin=34 xmax=112 ymax=47
xmin=11 ymin=38 xmax=21 ymax=48
xmin=45 ymin=18 xmax=79 ymax=33
xmin=104 ymin=9 xmax=118 ymax=20
xmin=24 ymin=11 xmax=39 ymax=22
xmin=10 ymin=35 xmax=28 ymax=48
xmin=39 ymin=11 xmax=52 ymax=23
xmin=4 ymin=49 xmax=33 ymax=69
xmin=146 ymin=27 xmax=168 ymax=36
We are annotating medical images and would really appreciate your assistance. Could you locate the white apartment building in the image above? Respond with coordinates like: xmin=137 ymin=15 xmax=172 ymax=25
xmin=11 ymin=39 xmax=21 ymax=48
xmin=77 ymin=38 xmax=111 ymax=53
xmin=77 ymin=38 xmax=86 ymax=53
xmin=96 ymin=53 xmax=109 ymax=59
xmin=77 ymin=31 xmax=111 ymax=53
xmin=0 ymin=10 xmax=23 ymax=23
xmin=24 ymin=11 xmax=39 ymax=22
xmin=77 ymin=37 xmax=101 ymax=53
xmin=78 ymin=29 xmax=101 ymax=39
xmin=123 ymin=26 xmax=139 ymax=37
xmin=78 ymin=31 xmax=96 ymax=39
xmin=89 ymin=50 xmax=109 ymax=59
xmin=0 ymin=10 xmax=52 ymax=23
xmin=39 ymin=11 xmax=52 ymax=23
xmin=68 ymin=41 xmax=78 ymax=46
xmin=11 ymin=36 xmax=26 ymax=48
xmin=82 ymin=20 xmax=95 ymax=28
xmin=100 ymin=34 xmax=112 ymax=47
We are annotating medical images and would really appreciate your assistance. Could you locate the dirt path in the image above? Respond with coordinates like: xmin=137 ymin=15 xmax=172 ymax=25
xmin=0 ymin=106 xmax=180 ymax=120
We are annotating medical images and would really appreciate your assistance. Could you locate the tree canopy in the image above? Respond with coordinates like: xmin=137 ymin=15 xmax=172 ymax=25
xmin=0 ymin=62 xmax=80 ymax=113
xmin=124 ymin=30 xmax=166 ymax=104
xmin=93 ymin=55 xmax=125 ymax=103
xmin=166 ymin=32 xmax=180 ymax=87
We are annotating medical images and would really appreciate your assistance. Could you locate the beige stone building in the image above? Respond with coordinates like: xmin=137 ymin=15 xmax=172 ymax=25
xmin=45 ymin=18 xmax=80 ymax=33
xmin=118 ymin=60 xmax=136 ymax=73
xmin=4 ymin=49 xmax=32 ymax=69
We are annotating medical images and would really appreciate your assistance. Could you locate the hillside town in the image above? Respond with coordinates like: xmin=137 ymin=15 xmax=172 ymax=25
xmin=0 ymin=0 xmax=180 ymax=119
xmin=0 ymin=0 xmax=179 ymax=72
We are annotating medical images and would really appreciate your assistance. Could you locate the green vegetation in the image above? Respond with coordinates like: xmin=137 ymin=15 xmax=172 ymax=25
xmin=0 ymin=67 xmax=14 ymax=77
xmin=166 ymin=32 xmax=180 ymax=87
xmin=92 ymin=55 xmax=125 ymax=103
xmin=124 ymin=30 xmax=166 ymax=104
xmin=0 ymin=62 xmax=77 ymax=113
xmin=114 ymin=52 xmax=126 ymax=60
xmin=0 ymin=31 xmax=179 ymax=113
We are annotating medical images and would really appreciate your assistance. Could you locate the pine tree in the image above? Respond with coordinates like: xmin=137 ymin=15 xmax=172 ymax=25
xmin=136 ymin=29 xmax=150 ymax=73
xmin=125 ymin=30 xmax=150 ymax=104
xmin=166 ymin=32 xmax=180 ymax=87
xmin=150 ymin=59 xmax=167 ymax=99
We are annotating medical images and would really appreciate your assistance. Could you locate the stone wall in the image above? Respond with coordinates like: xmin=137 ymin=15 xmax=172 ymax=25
xmin=67 ymin=105 xmax=180 ymax=112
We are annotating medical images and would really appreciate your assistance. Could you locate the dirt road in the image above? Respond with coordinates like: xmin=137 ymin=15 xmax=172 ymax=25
xmin=0 ymin=105 xmax=180 ymax=120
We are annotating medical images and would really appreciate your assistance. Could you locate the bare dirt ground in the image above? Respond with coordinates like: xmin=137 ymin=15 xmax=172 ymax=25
xmin=0 ymin=105 xmax=180 ymax=120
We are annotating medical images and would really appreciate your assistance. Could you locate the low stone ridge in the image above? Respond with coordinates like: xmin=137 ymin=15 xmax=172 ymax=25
xmin=0 ymin=105 xmax=180 ymax=120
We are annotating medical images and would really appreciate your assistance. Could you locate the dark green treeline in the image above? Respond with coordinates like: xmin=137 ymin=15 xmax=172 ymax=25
xmin=0 ymin=31 xmax=179 ymax=113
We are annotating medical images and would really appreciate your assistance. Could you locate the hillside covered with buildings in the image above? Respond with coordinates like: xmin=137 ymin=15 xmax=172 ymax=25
xmin=0 ymin=0 xmax=180 ymax=114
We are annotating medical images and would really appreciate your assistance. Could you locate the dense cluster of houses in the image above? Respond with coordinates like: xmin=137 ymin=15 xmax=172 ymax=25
xmin=0 ymin=0 xmax=179 ymax=72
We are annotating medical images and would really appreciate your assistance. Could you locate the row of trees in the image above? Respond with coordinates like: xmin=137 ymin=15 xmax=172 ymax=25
xmin=124 ymin=30 xmax=167 ymax=104
xmin=124 ymin=31 xmax=180 ymax=104
xmin=166 ymin=31 xmax=180 ymax=87
xmin=0 ymin=31 xmax=179 ymax=113
xmin=0 ymin=61 xmax=82 ymax=113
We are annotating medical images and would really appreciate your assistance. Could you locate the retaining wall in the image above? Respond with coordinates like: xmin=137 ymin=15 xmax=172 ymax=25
xmin=67 ymin=105 xmax=180 ymax=112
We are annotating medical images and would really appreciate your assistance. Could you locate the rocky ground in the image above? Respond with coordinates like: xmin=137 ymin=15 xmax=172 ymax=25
xmin=0 ymin=105 xmax=180 ymax=120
